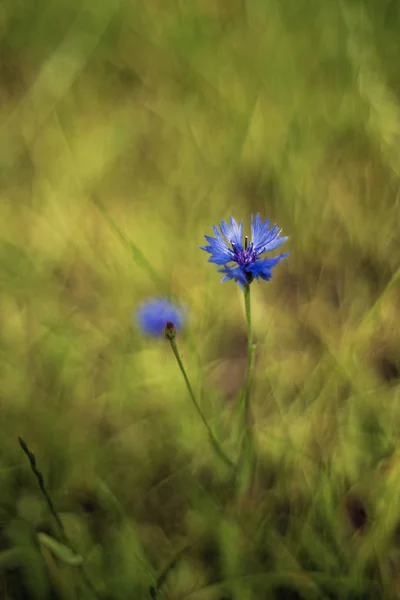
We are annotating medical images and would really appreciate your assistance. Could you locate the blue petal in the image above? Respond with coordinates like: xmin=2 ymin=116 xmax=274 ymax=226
xmin=247 ymin=253 xmax=290 ymax=281
xmin=253 ymin=219 xmax=288 ymax=255
xmin=257 ymin=237 xmax=288 ymax=255
xmin=218 ymin=264 xmax=249 ymax=288
xmin=219 ymin=217 xmax=243 ymax=248
xmin=200 ymin=231 xmax=233 ymax=265
xmin=251 ymin=214 xmax=270 ymax=250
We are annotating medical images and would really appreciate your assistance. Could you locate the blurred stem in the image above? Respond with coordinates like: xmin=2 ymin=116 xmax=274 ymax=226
xmin=18 ymin=438 xmax=102 ymax=599
xmin=18 ymin=437 xmax=67 ymax=543
xmin=92 ymin=195 xmax=165 ymax=291
xmin=168 ymin=338 xmax=236 ymax=472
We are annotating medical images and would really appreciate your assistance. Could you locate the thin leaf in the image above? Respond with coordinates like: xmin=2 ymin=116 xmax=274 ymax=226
xmin=37 ymin=533 xmax=83 ymax=567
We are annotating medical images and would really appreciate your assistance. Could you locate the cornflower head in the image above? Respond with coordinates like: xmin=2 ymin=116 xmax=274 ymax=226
xmin=201 ymin=214 xmax=289 ymax=287
xmin=136 ymin=298 xmax=185 ymax=339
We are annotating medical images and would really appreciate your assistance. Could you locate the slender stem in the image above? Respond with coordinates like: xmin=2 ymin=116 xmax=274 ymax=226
xmin=237 ymin=284 xmax=257 ymax=485
xmin=243 ymin=284 xmax=255 ymax=426
xmin=18 ymin=437 xmax=67 ymax=542
xmin=168 ymin=338 xmax=236 ymax=471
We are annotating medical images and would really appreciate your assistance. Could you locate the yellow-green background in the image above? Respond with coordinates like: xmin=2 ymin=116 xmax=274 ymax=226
xmin=1 ymin=1 xmax=400 ymax=598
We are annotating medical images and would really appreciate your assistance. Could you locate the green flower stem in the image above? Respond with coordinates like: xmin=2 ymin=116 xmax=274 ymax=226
xmin=243 ymin=284 xmax=255 ymax=428
xmin=238 ymin=284 xmax=257 ymax=485
xmin=168 ymin=338 xmax=236 ymax=472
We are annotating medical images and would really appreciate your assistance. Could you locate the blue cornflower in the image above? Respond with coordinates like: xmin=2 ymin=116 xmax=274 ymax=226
xmin=201 ymin=214 xmax=289 ymax=287
xmin=136 ymin=298 xmax=185 ymax=338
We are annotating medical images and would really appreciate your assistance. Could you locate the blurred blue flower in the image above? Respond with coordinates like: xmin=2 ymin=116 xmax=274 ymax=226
xmin=136 ymin=298 xmax=185 ymax=337
xmin=201 ymin=214 xmax=289 ymax=287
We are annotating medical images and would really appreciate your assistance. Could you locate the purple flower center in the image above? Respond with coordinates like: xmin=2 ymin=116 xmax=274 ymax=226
xmin=230 ymin=236 xmax=257 ymax=268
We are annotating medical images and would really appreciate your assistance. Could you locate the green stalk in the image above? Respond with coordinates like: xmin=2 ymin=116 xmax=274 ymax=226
xmin=243 ymin=284 xmax=255 ymax=428
xmin=237 ymin=284 xmax=257 ymax=488
xmin=168 ymin=338 xmax=236 ymax=472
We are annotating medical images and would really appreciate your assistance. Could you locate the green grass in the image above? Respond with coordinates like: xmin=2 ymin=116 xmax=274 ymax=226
xmin=1 ymin=0 xmax=400 ymax=598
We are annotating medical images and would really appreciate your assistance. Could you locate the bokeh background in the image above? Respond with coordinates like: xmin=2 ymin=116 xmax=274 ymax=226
xmin=1 ymin=1 xmax=400 ymax=598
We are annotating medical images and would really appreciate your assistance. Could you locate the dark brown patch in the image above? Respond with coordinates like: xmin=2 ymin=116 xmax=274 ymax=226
xmin=376 ymin=355 xmax=400 ymax=384
xmin=274 ymin=585 xmax=303 ymax=600
xmin=278 ymin=267 xmax=311 ymax=310
xmin=275 ymin=499 xmax=292 ymax=536
xmin=392 ymin=521 xmax=400 ymax=549
xmin=358 ymin=255 xmax=393 ymax=301
xmin=345 ymin=494 xmax=368 ymax=534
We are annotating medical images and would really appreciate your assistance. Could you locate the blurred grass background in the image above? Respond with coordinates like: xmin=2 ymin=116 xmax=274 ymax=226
xmin=1 ymin=0 xmax=400 ymax=598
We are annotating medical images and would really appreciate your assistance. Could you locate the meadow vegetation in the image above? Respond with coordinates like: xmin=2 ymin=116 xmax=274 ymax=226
xmin=1 ymin=0 xmax=400 ymax=598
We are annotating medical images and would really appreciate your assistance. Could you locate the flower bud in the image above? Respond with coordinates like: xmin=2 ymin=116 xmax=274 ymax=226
xmin=164 ymin=321 xmax=176 ymax=340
